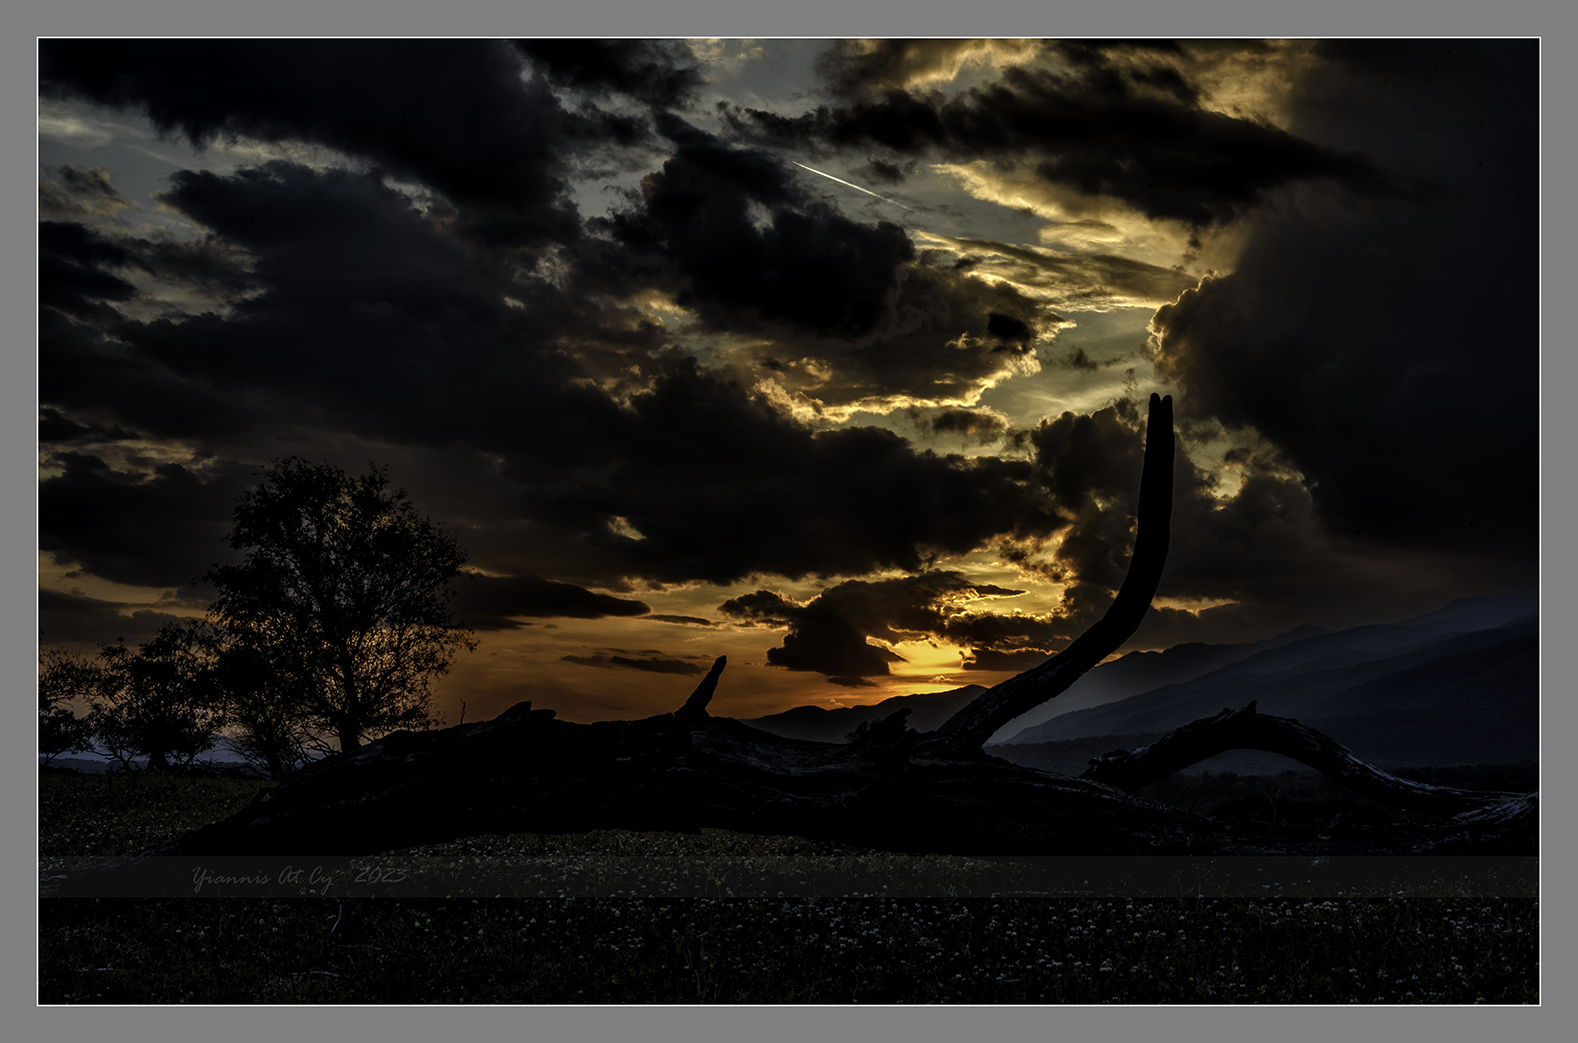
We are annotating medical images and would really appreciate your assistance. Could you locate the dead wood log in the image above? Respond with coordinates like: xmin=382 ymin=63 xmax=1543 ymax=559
xmin=1080 ymin=701 xmax=1531 ymax=817
xmin=125 ymin=676 xmax=1532 ymax=862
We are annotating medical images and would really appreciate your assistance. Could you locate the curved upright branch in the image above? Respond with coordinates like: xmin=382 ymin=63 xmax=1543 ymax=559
xmin=929 ymin=392 xmax=1174 ymax=751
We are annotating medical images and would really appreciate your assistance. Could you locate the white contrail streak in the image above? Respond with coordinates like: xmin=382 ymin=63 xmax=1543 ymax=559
xmin=791 ymin=161 xmax=911 ymax=210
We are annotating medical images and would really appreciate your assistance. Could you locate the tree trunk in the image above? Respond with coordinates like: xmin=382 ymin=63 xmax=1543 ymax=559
xmin=334 ymin=644 xmax=362 ymax=749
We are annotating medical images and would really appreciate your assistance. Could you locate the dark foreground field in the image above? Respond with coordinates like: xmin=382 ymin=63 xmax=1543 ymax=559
xmin=38 ymin=771 xmax=1539 ymax=1004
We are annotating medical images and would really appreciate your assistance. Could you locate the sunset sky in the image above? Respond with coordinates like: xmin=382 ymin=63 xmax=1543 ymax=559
xmin=37 ymin=39 xmax=1539 ymax=730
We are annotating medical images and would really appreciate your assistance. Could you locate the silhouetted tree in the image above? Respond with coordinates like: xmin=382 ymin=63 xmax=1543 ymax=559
xmin=38 ymin=646 xmax=97 ymax=765
xmin=87 ymin=620 xmax=226 ymax=771
xmin=212 ymin=631 xmax=322 ymax=780
xmin=204 ymin=458 xmax=476 ymax=752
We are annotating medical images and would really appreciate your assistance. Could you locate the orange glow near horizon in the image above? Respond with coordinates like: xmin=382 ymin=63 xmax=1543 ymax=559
xmin=430 ymin=621 xmax=1024 ymax=726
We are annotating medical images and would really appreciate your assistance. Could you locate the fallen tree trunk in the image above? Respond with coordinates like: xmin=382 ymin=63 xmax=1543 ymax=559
xmin=136 ymin=682 xmax=1534 ymax=860
xmin=143 ymin=699 xmax=1227 ymax=858
xmin=97 ymin=394 xmax=1531 ymax=863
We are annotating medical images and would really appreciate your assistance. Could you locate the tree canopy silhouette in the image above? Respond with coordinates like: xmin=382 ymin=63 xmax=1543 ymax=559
xmin=211 ymin=632 xmax=321 ymax=780
xmin=203 ymin=458 xmax=476 ymax=752
xmin=88 ymin=619 xmax=225 ymax=771
xmin=38 ymin=646 xmax=97 ymax=765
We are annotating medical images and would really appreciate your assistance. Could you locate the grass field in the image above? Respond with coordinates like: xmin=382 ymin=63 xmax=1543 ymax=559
xmin=37 ymin=771 xmax=1539 ymax=1004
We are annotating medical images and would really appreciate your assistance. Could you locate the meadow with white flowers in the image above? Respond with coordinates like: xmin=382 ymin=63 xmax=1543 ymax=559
xmin=39 ymin=772 xmax=1537 ymax=1004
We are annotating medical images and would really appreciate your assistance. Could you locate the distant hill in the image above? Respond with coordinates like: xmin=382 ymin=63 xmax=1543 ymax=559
xmin=740 ymin=685 xmax=989 ymax=744
xmin=987 ymin=624 xmax=1330 ymax=744
xmin=993 ymin=718 xmax=1538 ymax=776
xmin=1006 ymin=600 xmax=1536 ymax=745
xmin=994 ymin=593 xmax=1537 ymax=744
xmin=41 ymin=753 xmax=260 ymax=775
xmin=992 ymin=593 xmax=1537 ymax=771
xmin=40 ymin=732 xmax=325 ymax=775
xmin=737 ymin=593 xmax=1538 ymax=759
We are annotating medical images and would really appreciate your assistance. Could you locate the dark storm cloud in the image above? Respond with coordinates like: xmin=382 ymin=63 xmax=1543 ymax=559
xmin=512 ymin=39 xmax=703 ymax=109
xmin=38 ymin=221 xmax=140 ymax=318
xmin=746 ymin=269 xmax=1049 ymax=411
xmin=962 ymin=648 xmax=1049 ymax=672
xmin=928 ymin=235 xmax=1198 ymax=308
xmin=37 ymin=154 xmax=1069 ymax=597
xmin=813 ymin=40 xmax=1050 ymax=98
xmin=1146 ymin=40 xmax=1537 ymax=561
xmin=33 ymin=102 xmax=1064 ymax=564
xmin=1063 ymin=347 xmax=1102 ymax=372
xmin=41 ymin=160 xmax=606 ymax=454
xmin=1313 ymin=39 xmax=1469 ymax=81
xmin=133 ymin=235 xmax=262 ymax=300
xmin=38 ymin=167 xmax=406 ymax=440
xmin=39 ymin=164 xmax=137 ymax=223
xmin=938 ymin=598 xmax=1074 ymax=654
xmin=1019 ymin=399 xmax=1284 ymax=604
xmin=530 ymin=358 xmax=1065 ymax=586
xmin=39 ymin=180 xmax=261 ymax=321
xmin=38 ymin=408 xmax=134 ymax=446
xmin=745 ymin=52 xmax=1411 ymax=228
xmin=38 ymin=589 xmax=190 ymax=650
xmin=452 ymin=574 xmax=650 ymax=631
xmin=1027 ymin=398 xmax=1144 ymax=499
xmin=926 ymin=408 xmax=1009 ymax=445
xmin=599 ymin=117 xmax=1062 ymax=409
xmin=562 ymin=652 xmax=706 ymax=675
xmin=718 ymin=571 xmax=1071 ymax=680
xmin=1022 ymin=399 xmax=1149 ymax=589
xmin=987 ymin=312 xmax=1031 ymax=342
xmin=815 ymin=39 xmax=967 ymax=96
xmin=1000 ymin=393 xmax=1484 ymax=651
xmin=39 ymin=39 xmax=603 ymax=248
xmin=863 ymin=158 xmax=912 ymax=184
xmin=603 ymin=113 xmax=917 ymax=338
xmin=717 ymin=588 xmax=906 ymax=677
xmin=1051 ymin=41 xmax=1198 ymax=104
xmin=36 ymin=39 xmax=1534 ymax=677
xmin=1055 ymin=344 xmax=1135 ymax=373
xmin=38 ymin=454 xmax=255 ymax=590
xmin=646 ymin=615 xmax=717 ymax=626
